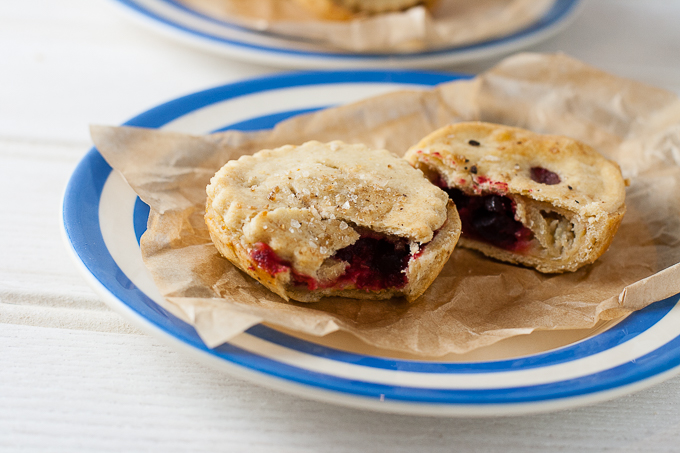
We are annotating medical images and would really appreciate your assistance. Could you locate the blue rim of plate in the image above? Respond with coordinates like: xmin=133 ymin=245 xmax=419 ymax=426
xmin=110 ymin=0 xmax=582 ymax=65
xmin=62 ymin=70 xmax=680 ymax=414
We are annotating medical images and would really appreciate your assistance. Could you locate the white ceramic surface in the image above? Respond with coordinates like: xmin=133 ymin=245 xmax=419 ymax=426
xmin=109 ymin=0 xmax=583 ymax=68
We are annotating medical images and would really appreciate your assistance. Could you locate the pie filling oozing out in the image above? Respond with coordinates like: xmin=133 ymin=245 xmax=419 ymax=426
xmin=443 ymin=187 xmax=533 ymax=252
xmin=436 ymin=166 xmax=566 ymax=253
xmin=250 ymin=232 xmax=415 ymax=292
xmin=403 ymin=122 xmax=628 ymax=273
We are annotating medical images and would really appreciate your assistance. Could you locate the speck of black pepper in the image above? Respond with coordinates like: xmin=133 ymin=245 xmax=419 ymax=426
xmin=568 ymin=185 xmax=573 ymax=190
xmin=468 ymin=140 xmax=480 ymax=147
xmin=470 ymin=165 xmax=478 ymax=174
xmin=575 ymin=200 xmax=580 ymax=204
xmin=464 ymin=167 xmax=468 ymax=170
xmin=464 ymin=158 xmax=470 ymax=163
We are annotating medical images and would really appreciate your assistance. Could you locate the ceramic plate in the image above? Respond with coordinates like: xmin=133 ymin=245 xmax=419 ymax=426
xmin=109 ymin=0 xmax=582 ymax=68
xmin=61 ymin=70 xmax=680 ymax=416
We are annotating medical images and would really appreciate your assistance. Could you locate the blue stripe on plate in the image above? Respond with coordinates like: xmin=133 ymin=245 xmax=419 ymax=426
xmin=123 ymin=70 xmax=464 ymax=128
xmin=213 ymin=107 xmax=326 ymax=132
xmin=133 ymin=197 xmax=150 ymax=245
xmin=111 ymin=0 xmax=581 ymax=60
xmin=245 ymin=295 xmax=677 ymax=373
xmin=209 ymin=326 xmax=680 ymax=404
xmin=64 ymin=70 xmax=680 ymax=405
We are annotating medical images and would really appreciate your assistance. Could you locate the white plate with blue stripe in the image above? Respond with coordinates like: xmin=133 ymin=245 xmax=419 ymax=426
xmin=62 ymin=70 xmax=680 ymax=416
xmin=109 ymin=0 xmax=582 ymax=68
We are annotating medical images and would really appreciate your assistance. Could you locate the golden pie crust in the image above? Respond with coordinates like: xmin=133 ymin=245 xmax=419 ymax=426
xmin=205 ymin=140 xmax=461 ymax=302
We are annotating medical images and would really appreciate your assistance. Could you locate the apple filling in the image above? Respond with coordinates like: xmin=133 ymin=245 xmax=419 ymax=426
xmin=250 ymin=233 xmax=413 ymax=292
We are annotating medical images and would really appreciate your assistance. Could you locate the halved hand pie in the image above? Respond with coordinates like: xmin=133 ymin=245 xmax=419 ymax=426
xmin=205 ymin=140 xmax=461 ymax=302
xmin=404 ymin=122 xmax=626 ymax=273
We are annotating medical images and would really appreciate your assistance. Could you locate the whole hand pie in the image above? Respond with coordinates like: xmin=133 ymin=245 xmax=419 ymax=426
xmin=205 ymin=140 xmax=461 ymax=302
xmin=293 ymin=0 xmax=437 ymax=20
xmin=404 ymin=122 xmax=627 ymax=273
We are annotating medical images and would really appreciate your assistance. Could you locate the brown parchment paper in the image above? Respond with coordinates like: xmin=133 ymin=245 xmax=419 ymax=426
xmin=91 ymin=53 xmax=680 ymax=356
xmin=177 ymin=0 xmax=554 ymax=52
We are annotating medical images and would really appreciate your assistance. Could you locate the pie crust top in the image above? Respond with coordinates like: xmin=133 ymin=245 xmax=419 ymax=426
xmin=206 ymin=140 xmax=450 ymax=279
xmin=405 ymin=122 xmax=626 ymax=219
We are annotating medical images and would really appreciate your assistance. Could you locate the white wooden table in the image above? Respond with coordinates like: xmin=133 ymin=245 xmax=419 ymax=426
xmin=3 ymin=0 xmax=680 ymax=451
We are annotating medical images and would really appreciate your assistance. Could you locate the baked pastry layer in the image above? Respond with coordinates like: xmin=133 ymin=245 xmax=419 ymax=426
xmin=404 ymin=122 xmax=626 ymax=273
xmin=206 ymin=140 xmax=460 ymax=302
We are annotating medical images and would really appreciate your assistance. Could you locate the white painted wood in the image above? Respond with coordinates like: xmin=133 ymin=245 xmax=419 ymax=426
xmin=2 ymin=0 xmax=680 ymax=451
xmin=4 ymin=324 xmax=680 ymax=453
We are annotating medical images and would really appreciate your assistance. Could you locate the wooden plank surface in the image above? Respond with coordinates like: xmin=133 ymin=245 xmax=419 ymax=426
xmin=3 ymin=0 xmax=680 ymax=451
xmin=4 ymin=323 xmax=680 ymax=453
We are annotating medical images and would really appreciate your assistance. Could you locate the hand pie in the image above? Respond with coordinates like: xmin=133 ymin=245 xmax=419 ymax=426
xmin=205 ymin=140 xmax=461 ymax=302
xmin=292 ymin=0 xmax=437 ymax=20
xmin=404 ymin=122 xmax=626 ymax=273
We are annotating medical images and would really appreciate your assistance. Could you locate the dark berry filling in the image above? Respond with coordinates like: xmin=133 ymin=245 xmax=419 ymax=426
xmin=249 ymin=234 xmax=412 ymax=292
xmin=443 ymin=187 xmax=533 ymax=252
xmin=530 ymin=166 xmax=561 ymax=185
xmin=334 ymin=236 xmax=410 ymax=291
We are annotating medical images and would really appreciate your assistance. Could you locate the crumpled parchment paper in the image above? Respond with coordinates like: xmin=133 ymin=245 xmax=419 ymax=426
xmin=91 ymin=53 xmax=680 ymax=356
xmin=177 ymin=0 xmax=555 ymax=52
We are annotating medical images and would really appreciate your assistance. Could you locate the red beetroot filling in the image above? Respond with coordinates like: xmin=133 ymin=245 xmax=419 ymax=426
xmin=443 ymin=187 xmax=533 ymax=252
xmin=249 ymin=236 xmax=411 ymax=292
